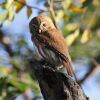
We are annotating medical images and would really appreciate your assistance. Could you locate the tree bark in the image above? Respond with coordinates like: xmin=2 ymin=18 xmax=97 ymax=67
xmin=28 ymin=59 xmax=88 ymax=100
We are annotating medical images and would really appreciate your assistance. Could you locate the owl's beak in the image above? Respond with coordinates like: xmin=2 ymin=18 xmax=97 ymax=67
xmin=39 ymin=29 xmax=42 ymax=33
xmin=39 ymin=24 xmax=44 ymax=33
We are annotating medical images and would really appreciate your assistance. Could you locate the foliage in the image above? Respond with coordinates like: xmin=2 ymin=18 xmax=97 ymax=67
xmin=0 ymin=0 xmax=100 ymax=99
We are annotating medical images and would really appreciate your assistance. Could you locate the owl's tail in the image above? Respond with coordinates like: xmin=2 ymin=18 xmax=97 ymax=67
xmin=63 ymin=60 xmax=74 ymax=77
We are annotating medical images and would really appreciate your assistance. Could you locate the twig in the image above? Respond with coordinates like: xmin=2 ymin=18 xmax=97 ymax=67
xmin=79 ymin=58 xmax=100 ymax=84
xmin=47 ymin=0 xmax=58 ymax=29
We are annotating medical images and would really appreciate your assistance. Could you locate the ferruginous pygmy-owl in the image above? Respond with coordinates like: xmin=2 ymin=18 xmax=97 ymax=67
xmin=29 ymin=16 xmax=74 ymax=76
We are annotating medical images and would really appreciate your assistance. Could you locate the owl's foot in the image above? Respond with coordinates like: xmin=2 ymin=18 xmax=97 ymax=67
xmin=39 ymin=59 xmax=56 ymax=69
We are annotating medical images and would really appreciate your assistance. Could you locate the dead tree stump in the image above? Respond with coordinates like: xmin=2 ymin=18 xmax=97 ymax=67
xmin=28 ymin=59 xmax=88 ymax=100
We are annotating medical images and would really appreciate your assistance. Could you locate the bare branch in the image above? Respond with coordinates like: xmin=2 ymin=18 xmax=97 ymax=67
xmin=47 ymin=0 xmax=58 ymax=29
xmin=79 ymin=58 xmax=100 ymax=84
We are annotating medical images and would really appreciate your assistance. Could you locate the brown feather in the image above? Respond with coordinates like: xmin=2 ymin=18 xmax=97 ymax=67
xmin=36 ymin=28 xmax=74 ymax=76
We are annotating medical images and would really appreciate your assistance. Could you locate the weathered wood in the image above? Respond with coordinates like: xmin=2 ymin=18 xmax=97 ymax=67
xmin=28 ymin=59 xmax=88 ymax=100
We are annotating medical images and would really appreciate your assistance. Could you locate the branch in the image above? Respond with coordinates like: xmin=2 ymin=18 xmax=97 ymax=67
xmin=79 ymin=57 xmax=100 ymax=84
xmin=0 ymin=31 xmax=14 ymax=57
xmin=47 ymin=0 xmax=58 ymax=29
xmin=0 ymin=30 xmax=22 ymax=72
xmin=28 ymin=59 xmax=88 ymax=100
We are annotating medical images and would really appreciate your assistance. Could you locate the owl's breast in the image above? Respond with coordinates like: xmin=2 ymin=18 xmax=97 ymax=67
xmin=41 ymin=46 xmax=62 ymax=67
xmin=32 ymin=35 xmax=62 ymax=67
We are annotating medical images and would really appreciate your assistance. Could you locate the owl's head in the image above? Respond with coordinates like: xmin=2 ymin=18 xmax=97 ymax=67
xmin=29 ymin=16 xmax=56 ymax=35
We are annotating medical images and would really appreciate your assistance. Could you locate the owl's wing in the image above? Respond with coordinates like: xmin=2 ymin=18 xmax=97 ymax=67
xmin=37 ymin=28 xmax=70 ymax=62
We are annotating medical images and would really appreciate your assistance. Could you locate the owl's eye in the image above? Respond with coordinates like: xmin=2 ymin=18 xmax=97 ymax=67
xmin=32 ymin=24 xmax=37 ymax=28
xmin=32 ymin=26 xmax=35 ymax=28
xmin=39 ymin=22 xmax=48 ymax=32
xmin=42 ymin=23 xmax=46 ymax=27
xmin=41 ymin=21 xmax=47 ymax=27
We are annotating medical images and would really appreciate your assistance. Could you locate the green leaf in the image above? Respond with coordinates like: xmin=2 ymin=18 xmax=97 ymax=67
xmin=5 ymin=0 xmax=14 ymax=9
xmin=61 ymin=0 xmax=72 ymax=9
xmin=65 ymin=29 xmax=80 ymax=46
xmin=0 ymin=65 xmax=11 ymax=79
xmin=10 ymin=58 xmax=21 ymax=68
xmin=81 ymin=29 xmax=92 ymax=43
xmin=0 ymin=11 xmax=8 ymax=24
xmin=7 ymin=5 xmax=15 ymax=22
xmin=15 ymin=0 xmax=26 ymax=12
xmin=68 ymin=5 xmax=86 ymax=13
xmin=65 ymin=22 xmax=80 ymax=31
xmin=27 ymin=7 xmax=32 ymax=18
xmin=55 ymin=10 xmax=64 ymax=23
